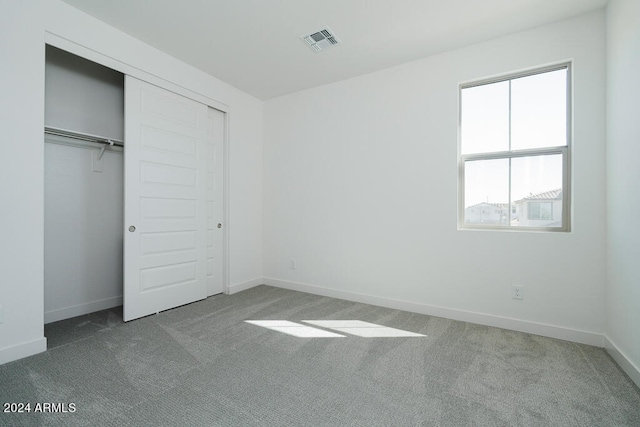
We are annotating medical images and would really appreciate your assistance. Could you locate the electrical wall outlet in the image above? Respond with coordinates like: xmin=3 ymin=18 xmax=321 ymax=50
xmin=512 ymin=285 xmax=524 ymax=300
xmin=290 ymin=258 xmax=296 ymax=270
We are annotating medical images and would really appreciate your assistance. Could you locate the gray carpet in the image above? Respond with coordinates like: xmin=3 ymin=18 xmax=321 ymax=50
xmin=1 ymin=285 xmax=638 ymax=426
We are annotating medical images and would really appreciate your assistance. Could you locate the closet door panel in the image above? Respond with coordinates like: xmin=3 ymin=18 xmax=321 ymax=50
xmin=124 ymin=76 xmax=208 ymax=321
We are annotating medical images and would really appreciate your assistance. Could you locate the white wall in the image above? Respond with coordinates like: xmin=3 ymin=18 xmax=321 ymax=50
xmin=605 ymin=0 xmax=640 ymax=386
xmin=263 ymin=11 xmax=607 ymax=345
xmin=44 ymin=140 xmax=123 ymax=323
xmin=228 ymin=89 xmax=264 ymax=293
xmin=0 ymin=0 xmax=263 ymax=364
xmin=45 ymin=46 xmax=124 ymax=140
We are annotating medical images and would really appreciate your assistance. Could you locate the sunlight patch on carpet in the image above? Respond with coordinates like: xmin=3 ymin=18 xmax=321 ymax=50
xmin=245 ymin=320 xmax=425 ymax=338
xmin=244 ymin=320 xmax=346 ymax=337
xmin=303 ymin=320 xmax=426 ymax=337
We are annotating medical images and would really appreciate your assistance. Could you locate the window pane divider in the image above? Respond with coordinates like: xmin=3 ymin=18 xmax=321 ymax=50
xmin=461 ymin=146 xmax=567 ymax=163
xmin=508 ymin=80 xmax=512 ymax=225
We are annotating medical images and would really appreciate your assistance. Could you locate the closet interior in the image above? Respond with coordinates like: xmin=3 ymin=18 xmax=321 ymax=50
xmin=44 ymin=45 xmax=125 ymax=324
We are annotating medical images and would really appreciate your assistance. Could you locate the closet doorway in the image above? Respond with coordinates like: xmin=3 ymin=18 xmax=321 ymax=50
xmin=44 ymin=45 xmax=226 ymax=327
xmin=44 ymin=46 xmax=125 ymax=324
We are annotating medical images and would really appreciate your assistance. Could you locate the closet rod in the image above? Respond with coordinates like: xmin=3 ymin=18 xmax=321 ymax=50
xmin=44 ymin=126 xmax=124 ymax=147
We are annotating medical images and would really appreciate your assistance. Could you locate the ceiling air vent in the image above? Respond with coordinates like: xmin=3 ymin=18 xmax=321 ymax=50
xmin=301 ymin=27 xmax=341 ymax=53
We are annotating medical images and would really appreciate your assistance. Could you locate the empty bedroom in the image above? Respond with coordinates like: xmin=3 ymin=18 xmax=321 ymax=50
xmin=0 ymin=0 xmax=638 ymax=425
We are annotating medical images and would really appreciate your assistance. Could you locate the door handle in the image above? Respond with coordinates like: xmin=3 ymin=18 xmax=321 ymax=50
xmin=129 ymin=225 xmax=136 ymax=232
xmin=217 ymin=223 xmax=222 ymax=229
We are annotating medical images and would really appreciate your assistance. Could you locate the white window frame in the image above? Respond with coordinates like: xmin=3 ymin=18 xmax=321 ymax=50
xmin=458 ymin=63 xmax=572 ymax=232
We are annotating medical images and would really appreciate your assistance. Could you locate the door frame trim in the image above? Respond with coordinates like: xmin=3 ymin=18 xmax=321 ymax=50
xmin=221 ymin=108 xmax=231 ymax=295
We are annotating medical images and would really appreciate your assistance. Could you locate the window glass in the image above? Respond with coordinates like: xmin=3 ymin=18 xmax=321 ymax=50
xmin=464 ymin=158 xmax=509 ymax=225
xmin=461 ymin=81 xmax=509 ymax=154
xmin=511 ymin=69 xmax=567 ymax=150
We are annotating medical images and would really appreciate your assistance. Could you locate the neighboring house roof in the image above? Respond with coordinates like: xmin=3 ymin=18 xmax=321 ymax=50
xmin=515 ymin=188 xmax=562 ymax=203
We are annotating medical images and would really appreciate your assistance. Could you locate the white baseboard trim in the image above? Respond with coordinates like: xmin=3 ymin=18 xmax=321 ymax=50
xmin=263 ymin=277 xmax=604 ymax=347
xmin=604 ymin=336 xmax=640 ymax=388
xmin=44 ymin=296 xmax=123 ymax=324
xmin=0 ymin=337 xmax=47 ymax=365
xmin=227 ymin=277 xmax=263 ymax=295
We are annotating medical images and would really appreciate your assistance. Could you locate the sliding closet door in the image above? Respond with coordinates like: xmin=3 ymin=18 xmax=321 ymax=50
xmin=124 ymin=76 xmax=208 ymax=321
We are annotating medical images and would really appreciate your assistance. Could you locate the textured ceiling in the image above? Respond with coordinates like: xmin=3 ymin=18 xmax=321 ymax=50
xmin=61 ymin=0 xmax=608 ymax=100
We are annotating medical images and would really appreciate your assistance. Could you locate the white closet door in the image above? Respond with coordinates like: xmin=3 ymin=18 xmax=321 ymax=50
xmin=206 ymin=107 xmax=225 ymax=296
xmin=123 ymin=76 xmax=208 ymax=321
